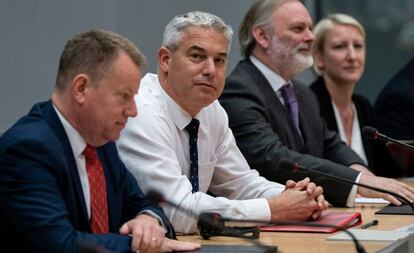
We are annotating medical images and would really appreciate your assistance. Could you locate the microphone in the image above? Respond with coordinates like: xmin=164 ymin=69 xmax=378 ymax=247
xmin=147 ymin=189 xmax=366 ymax=253
xmin=146 ymin=191 xmax=259 ymax=238
xmin=362 ymin=126 xmax=414 ymax=150
xmin=146 ymin=190 xmax=274 ymax=251
xmin=278 ymin=158 xmax=414 ymax=212
xmin=197 ymin=212 xmax=260 ymax=240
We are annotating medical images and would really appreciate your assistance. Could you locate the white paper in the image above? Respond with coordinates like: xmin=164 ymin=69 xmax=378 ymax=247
xmin=327 ymin=229 xmax=411 ymax=241
xmin=355 ymin=197 xmax=390 ymax=204
xmin=396 ymin=223 xmax=414 ymax=232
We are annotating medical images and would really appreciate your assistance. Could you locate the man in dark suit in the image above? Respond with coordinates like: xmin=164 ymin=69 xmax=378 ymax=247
xmin=374 ymin=57 xmax=414 ymax=140
xmin=374 ymin=57 xmax=414 ymax=176
xmin=0 ymin=29 xmax=199 ymax=253
xmin=220 ymin=0 xmax=414 ymax=206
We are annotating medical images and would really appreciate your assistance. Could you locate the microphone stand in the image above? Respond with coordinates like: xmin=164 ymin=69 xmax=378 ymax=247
xmin=381 ymin=135 xmax=414 ymax=150
xmin=362 ymin=126 xmax=414 ymax=150
xmin=147 ymin=190 xmax=366 ymax=253
xmin=146 ymin=190 xmax=275 ymax=252
xmin=279 ymin=158 xmax=414 ymax=213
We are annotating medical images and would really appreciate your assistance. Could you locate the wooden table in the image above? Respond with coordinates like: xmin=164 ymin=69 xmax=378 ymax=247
xmin=177 ymin=203 xmax=414 ymax=253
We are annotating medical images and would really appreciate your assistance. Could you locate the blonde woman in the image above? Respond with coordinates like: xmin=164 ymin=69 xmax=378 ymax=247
xmin=310 ymin=13 xmax=402 ymax=177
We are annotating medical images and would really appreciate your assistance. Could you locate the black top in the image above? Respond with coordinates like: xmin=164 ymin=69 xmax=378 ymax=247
xmin=311 ymin=77 xmax=404 ymax=177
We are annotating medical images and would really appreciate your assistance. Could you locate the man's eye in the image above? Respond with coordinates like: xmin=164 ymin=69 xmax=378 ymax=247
xmin=214 ymin=58 xmax=226 ymax=67
xmin=189 ymin=53 xmax=203 ymax=61
xmin=333 ymin=44 xmax=345 ymax=50
xmin=119 ymin=93 xmax=130 ymax=99
xmin=292 ymin=26 xmax=304 ymax=33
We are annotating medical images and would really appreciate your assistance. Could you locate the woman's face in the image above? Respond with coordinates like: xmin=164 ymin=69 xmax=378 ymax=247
xmin=315 ymin=24 xmax=366 ymax=85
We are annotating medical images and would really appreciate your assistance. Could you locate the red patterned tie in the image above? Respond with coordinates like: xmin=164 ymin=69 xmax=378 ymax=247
xmin=83 ymin=144 xmax=109 ymax=233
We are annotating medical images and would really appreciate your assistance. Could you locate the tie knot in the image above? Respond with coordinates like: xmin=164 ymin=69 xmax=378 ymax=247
xmin=83 ymin=144 xmax=98 ymax=160
xmin=185 ymin=118 xmax=200 ymax=136
xmin=280 ymin=84 xmax=296 ymax=104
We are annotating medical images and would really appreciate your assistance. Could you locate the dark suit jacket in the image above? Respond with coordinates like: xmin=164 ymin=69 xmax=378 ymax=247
xmin=220 ymin=59 xmax=364 ymax=206
xmin=374 ymin=57 xmax=414 ymax=140
xmin=0 ymin=101 xmax=174 ymax=253
xmin=310 ymin=77 xmax=404 ymax=177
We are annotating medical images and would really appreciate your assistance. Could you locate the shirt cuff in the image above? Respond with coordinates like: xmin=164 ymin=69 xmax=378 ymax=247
xmin=223 ymin=198 xmax=271 ymax=227
xmin=345 ymin=172 xmax=362 ymax=207
xmin=138 ymin=210 xmax=167 ymax=232
xmin=243 ymin=198 xmax=272 ymax=223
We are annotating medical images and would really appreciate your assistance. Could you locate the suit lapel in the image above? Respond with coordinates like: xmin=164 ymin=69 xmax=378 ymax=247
xmin=244 ymin=60 xmax=304 ymax=150
xmin=40 ymin=100 xmax=90 ymax=227
xmin=312 ymin=78 xmax=338 ymax=131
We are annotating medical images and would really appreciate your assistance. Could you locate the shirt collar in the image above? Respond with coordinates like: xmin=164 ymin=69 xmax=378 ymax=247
xmin=250 ymin=55 xmax=289 ymax=92
xmin=53 ymin=104 xmax=87 ymax=157
xmin=152 ymin=74 xmax=199 ymax=131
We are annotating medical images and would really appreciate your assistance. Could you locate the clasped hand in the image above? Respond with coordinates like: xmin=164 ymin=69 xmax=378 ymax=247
xmin=268 ymin=177 xmax=329 ymax=222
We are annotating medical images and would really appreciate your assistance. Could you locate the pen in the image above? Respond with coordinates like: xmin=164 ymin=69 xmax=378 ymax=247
xmin=361 ymin=219 xmax=379 ymax=229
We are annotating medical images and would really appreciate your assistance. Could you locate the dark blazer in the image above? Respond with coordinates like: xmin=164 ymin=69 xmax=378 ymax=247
xmin=374 ymin=57 xmax=414 ymax=140
xmin=310 ymin=77 xmax=404 ymax=177
xmin=0 ymin=101 xmax=174 ymax=253
xmin=220 ymin=59 xmax=364 ymax=206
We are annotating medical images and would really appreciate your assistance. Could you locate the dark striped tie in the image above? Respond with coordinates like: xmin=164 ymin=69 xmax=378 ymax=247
xmin=185 ymin=118 xmax=200 ymax=192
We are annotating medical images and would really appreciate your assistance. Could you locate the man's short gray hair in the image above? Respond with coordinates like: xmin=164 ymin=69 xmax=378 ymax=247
xmin=162 ymin=11 xmax=233 ymax=51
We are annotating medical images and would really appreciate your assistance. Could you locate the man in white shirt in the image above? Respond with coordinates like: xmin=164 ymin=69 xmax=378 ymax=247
xmin=117 ymin=11 xmax=328 ymax=234
xmin=219 ymin=0 xmax=414 ymax=207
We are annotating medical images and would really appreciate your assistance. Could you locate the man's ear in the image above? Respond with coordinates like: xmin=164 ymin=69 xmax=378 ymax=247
xmin=158 ymin=47 xmax=172 ymax=73
xmin=71 ymin=74 xmax=91 ymax=104
xmin=252 ymin=26 xmax=271 ymax=50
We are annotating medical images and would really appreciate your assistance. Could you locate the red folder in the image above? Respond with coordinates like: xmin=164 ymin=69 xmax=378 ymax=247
xmin=261 ymin=211 xmax=362 ymax=233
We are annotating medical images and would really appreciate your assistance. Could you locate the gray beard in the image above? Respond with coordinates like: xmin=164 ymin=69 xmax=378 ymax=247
xmin=269 ymin=35 xmax=314 ymax=77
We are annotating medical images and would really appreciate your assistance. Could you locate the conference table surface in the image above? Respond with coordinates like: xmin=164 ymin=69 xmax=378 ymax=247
xmin=177 ymin=179 xmax=414 ymax=253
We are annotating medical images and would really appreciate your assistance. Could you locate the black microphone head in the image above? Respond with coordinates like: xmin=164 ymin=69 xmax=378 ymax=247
xmin=146 ymin=189 xmax=165 ymax=203
xmin=198 ymin=212 xmax=225 ymax=239
xmin=362 ymin=126 xmax=379 ymax=140
xmin=199 ymin=212 xmax=223 ymax=228
xmin=279 ymin=158 xmax=298 ymax=172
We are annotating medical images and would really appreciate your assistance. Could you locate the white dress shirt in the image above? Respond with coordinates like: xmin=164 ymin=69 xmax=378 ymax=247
xmin=54 ymin=105 xmax=92 ymax=217
xmin=249 ymin=56 xmax=359 ymax=207
xmin=117 ymin=73 xmax=284 ymax=233
xmin=332 ymin=101 xmax=368 ymax=164
xmin=250 ymin=55 xmax=288 ymax=104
